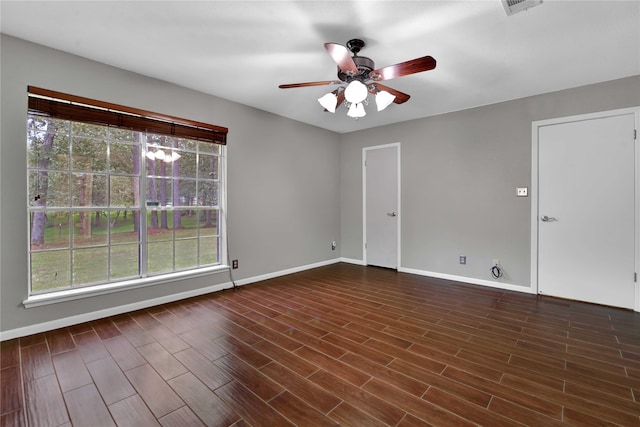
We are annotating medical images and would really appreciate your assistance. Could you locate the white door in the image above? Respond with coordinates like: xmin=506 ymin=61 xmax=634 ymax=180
xmin=537 ymin=112 xmax=636 ymax=308
xmin=364 ymin=144 xmax=399 ymax=269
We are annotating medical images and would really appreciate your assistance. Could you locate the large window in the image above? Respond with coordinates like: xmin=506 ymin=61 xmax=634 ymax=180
xmin=26 ymin=87 xmax=227 ymax=295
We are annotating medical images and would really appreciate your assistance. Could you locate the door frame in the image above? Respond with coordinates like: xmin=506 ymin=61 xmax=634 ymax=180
xmin=530 ymin=107 xmax=640 ymax=311
xmin=362 ymin=143 xmax=401 ymax=268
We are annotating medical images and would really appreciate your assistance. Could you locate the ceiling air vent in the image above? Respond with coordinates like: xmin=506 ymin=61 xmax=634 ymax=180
xmin=502 ymin=0 xmax=542 ymax=16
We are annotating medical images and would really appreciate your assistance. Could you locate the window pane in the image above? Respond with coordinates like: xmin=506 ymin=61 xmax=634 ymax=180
xmin=72 ymin=210 xmax=108 ymax=247
xmin=73 ymin=247 xmax=108 ymax=285
xmin=176 ymin=210 xmax=198 ymax=238
xmin=72 ymin=137 xmax=107 ymax=173
xmin=110 ymin=128 xmax=138 ymax=143
xmin=30 ymin=211 xmax=71 ymax=249
xmin=199 ymin=236 xmax=219 ymax=265
xmin=110 ymin=176 xmax=136 ymax=207
xmin=198 ymin=153 xmax=218 ymax=180
xmin=146 ymin=177 xmax=172 ymax=207
xmin=110 ymin=142 xmax=138 ymax=174
xmin=147 ymin=241 xmax=173 ymax=274
xmin=199 ymin=210 xmax=218 ymax=235
xmin=31 ymin=250 xmax=71 ymax=293
xmin=27 ymin=128 xmax=70 ymax=170
xmin=72 ymin=122 xmax=108 ymax=139
xmin=198 ymin=181 xmax=218 ymax=207
xmin=29 ymin=171 xmax=70 ymax=207
xmin=175 ymin=151 xmax=196 ymax=178
xmin=110 ymin=244 xmax=140 ymax=280
xmin=175 ymin=239 xmax=197 ymax=270
xmin=175 ymin=137 xmax=197 ymax=152
xmin=173 ymin=179 xmax=198 ymax=206
xmin=198 ymin=140 xmax=219 ymax=155
xmin=110 ymin=210 xmax=140 ymax=244
xmin=72 ymin=173 xmax=107 ymax=207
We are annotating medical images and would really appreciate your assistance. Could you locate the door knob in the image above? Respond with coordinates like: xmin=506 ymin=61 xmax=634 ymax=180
xmin=387 ymin=212 xmax=397 ymax=217
xmin=541 ymin=215 xmax=557 ymax=222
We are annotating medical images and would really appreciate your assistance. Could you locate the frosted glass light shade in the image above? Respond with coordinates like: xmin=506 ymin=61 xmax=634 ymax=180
xmin=376 ymin=90 xmax=396 ymax=111
xmin=344 ymin=80 xmax=368 ymax=104
xmin=347 ymin=102 xmax=366 ymax=118
xmin=318 ymin=92 xmax=338 ymax=113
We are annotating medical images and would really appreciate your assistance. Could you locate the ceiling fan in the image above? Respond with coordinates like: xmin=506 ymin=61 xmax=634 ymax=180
xmin=279 ymin=39 xmax=436 ymax=117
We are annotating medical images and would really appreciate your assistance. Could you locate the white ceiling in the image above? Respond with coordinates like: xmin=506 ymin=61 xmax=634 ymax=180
xmin=1 ymin=1 xmax=639 ymax=134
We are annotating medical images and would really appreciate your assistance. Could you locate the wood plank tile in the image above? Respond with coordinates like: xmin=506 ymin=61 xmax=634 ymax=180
xmin=168 ymin=372 xmax=241 ymax=426
xmin=5 ymin=263 xmax=640 ymax=426
xmin=20 ymin=342 xmax=54 ymax=382
xmin=295 ymin=345 xmax=371 ymax=387
xmin=363 ymin=378 xmax=476 ymax=427
xmin=63 ymin=383 xmax=115 ymax=426
xmin=24 ymin=375 xmax=69 ymax=427
xmin=103 ymin=335 xmax=147 ymax=371
xmin=1 ymin=366 xmax=23 ymax=415
xmin=137 ymin=341 xmax=188 ymax=380
xmin=45 ymin=329 xmax=76 ymax=355
xmin=51 ymin=350 xmax=92 ymax=392
xmin=252 ymin=338 xmax=318 ymax=377
xmin=86 ymin=356 xmax=136 ymax=404
xmin=73 ymin=330 xmax=110 ymax=363
xmin=268 ymin=391 xmax=339 ymax=426
xmin=215 ymin=380 xmax=294 ymax=427
xmin=125 ymin=364 xmax=184 ymax=418
xmin=158 ymin=406 xmax=205 ymax=427
xmin=0 ymin=340 xmax=20 ymax=369
xmin=327 ymin=401 xmax=388 ymax=427
xmin=174 ymin=347 xmax=233 ymax=390
xmin=213 ymin=353 xmax=284 ymax=400
xmin=259 ymin=361 xmax=342 ymax=414
xmin=309 ymin=369 xmax=405 ymax=426
xmin=108 ymin=394 xmax=160 ymax=427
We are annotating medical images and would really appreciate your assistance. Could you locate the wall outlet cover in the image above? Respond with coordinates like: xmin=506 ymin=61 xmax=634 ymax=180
xmin=517 ymin=187 xmax=528 ymax=197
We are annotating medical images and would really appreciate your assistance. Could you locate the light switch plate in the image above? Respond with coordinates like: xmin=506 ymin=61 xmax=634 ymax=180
xmin=516 ymin=187 xmax=528 ymax=197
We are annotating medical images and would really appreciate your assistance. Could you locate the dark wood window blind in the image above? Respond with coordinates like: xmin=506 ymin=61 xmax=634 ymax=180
xmin=27 ymin=86 xmax=227 ymax=145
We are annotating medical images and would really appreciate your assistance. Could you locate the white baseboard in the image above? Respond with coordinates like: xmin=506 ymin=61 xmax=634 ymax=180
xmin=398 ymin=266 xmax=535 ymax=294
xmin=232 ymin=258 xmax=341 ymax=286
xmin=0 ymin=258 xmax=342 ymax=341
xmin=0 ymin=281 xmax=234 ymax=341
xmin=339 ymin=257 xmax=366 ymax=266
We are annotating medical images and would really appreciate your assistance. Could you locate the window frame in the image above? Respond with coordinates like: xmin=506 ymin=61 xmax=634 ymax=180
xmin=24 ymin=88 xmax=229 ymax=307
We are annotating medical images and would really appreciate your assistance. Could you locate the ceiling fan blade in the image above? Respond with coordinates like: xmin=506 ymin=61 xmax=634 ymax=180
xmin=335 ymin=90 xmax=345 ymax=111
xmin=371 ymin=83 xmax=411 ymax=104
xmin=324 ymin=42 xmax=359 ymax=76
xmin=279 ymin=81 xmax=339 ymax=89
xmin=369 ymin=56 xmax=436 ymax=81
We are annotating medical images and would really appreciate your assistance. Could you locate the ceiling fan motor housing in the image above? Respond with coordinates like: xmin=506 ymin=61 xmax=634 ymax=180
xmin=338 ymin=56 xmax=375 ymax=82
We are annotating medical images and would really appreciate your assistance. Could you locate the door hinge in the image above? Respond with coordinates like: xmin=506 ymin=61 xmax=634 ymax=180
xmin=635 ymin=129 xmax=637 ymax=140
xmin=635 ymin=272 xmax=637 ymax=282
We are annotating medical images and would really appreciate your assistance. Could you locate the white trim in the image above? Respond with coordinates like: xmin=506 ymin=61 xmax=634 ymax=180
xmin=4 ymin=279 xmax=234 ymax=341
xmin=531 ymin=107 xmax=640 ymax=312
xmin=230 ymin=258 xmax=341 ymax=286
xmin=399 ymin=267 xmax=535 ymax=294
xmin=23 ymin=266 xmax=230 ymax=308
xmin=340 ymin=257 xmax=366 ymax=266
xmin=362 ymin=142 xmax=401 ymax=269
xmin=1 ymin=258 xmax=341 ymax=341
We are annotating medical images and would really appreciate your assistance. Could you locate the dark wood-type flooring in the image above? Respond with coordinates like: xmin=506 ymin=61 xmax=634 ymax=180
xmin=2 ymin=263 xmax=640 ymax=426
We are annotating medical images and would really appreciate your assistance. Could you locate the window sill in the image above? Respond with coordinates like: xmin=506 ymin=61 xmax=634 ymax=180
xmin=23 ymin=265 xmax=230 ymax=308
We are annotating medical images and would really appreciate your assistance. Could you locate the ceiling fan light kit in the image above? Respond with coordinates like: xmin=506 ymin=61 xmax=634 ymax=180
xmin=280 ymin=39 xmax=436 ymax=120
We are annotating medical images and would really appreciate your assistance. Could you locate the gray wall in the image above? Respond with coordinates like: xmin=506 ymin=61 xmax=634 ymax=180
xmin=340 ymin=76 xmax=640 ymax=287
xmin=0 ymin=35 xmax=341 ymax=335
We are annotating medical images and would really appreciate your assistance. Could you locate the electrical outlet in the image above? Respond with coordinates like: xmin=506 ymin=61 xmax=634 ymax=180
xmin=331 ymin=241 xmax=336 ymax=250
xmin=493 ymin=259 xmax=500 ymax=267
xmin=516 ymin=187 xmax=528 ymax=197
xmin=232 ymin=259 xmax=238 ymax=269
xmin=459 ymin=255 xmax=466 ymax=265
